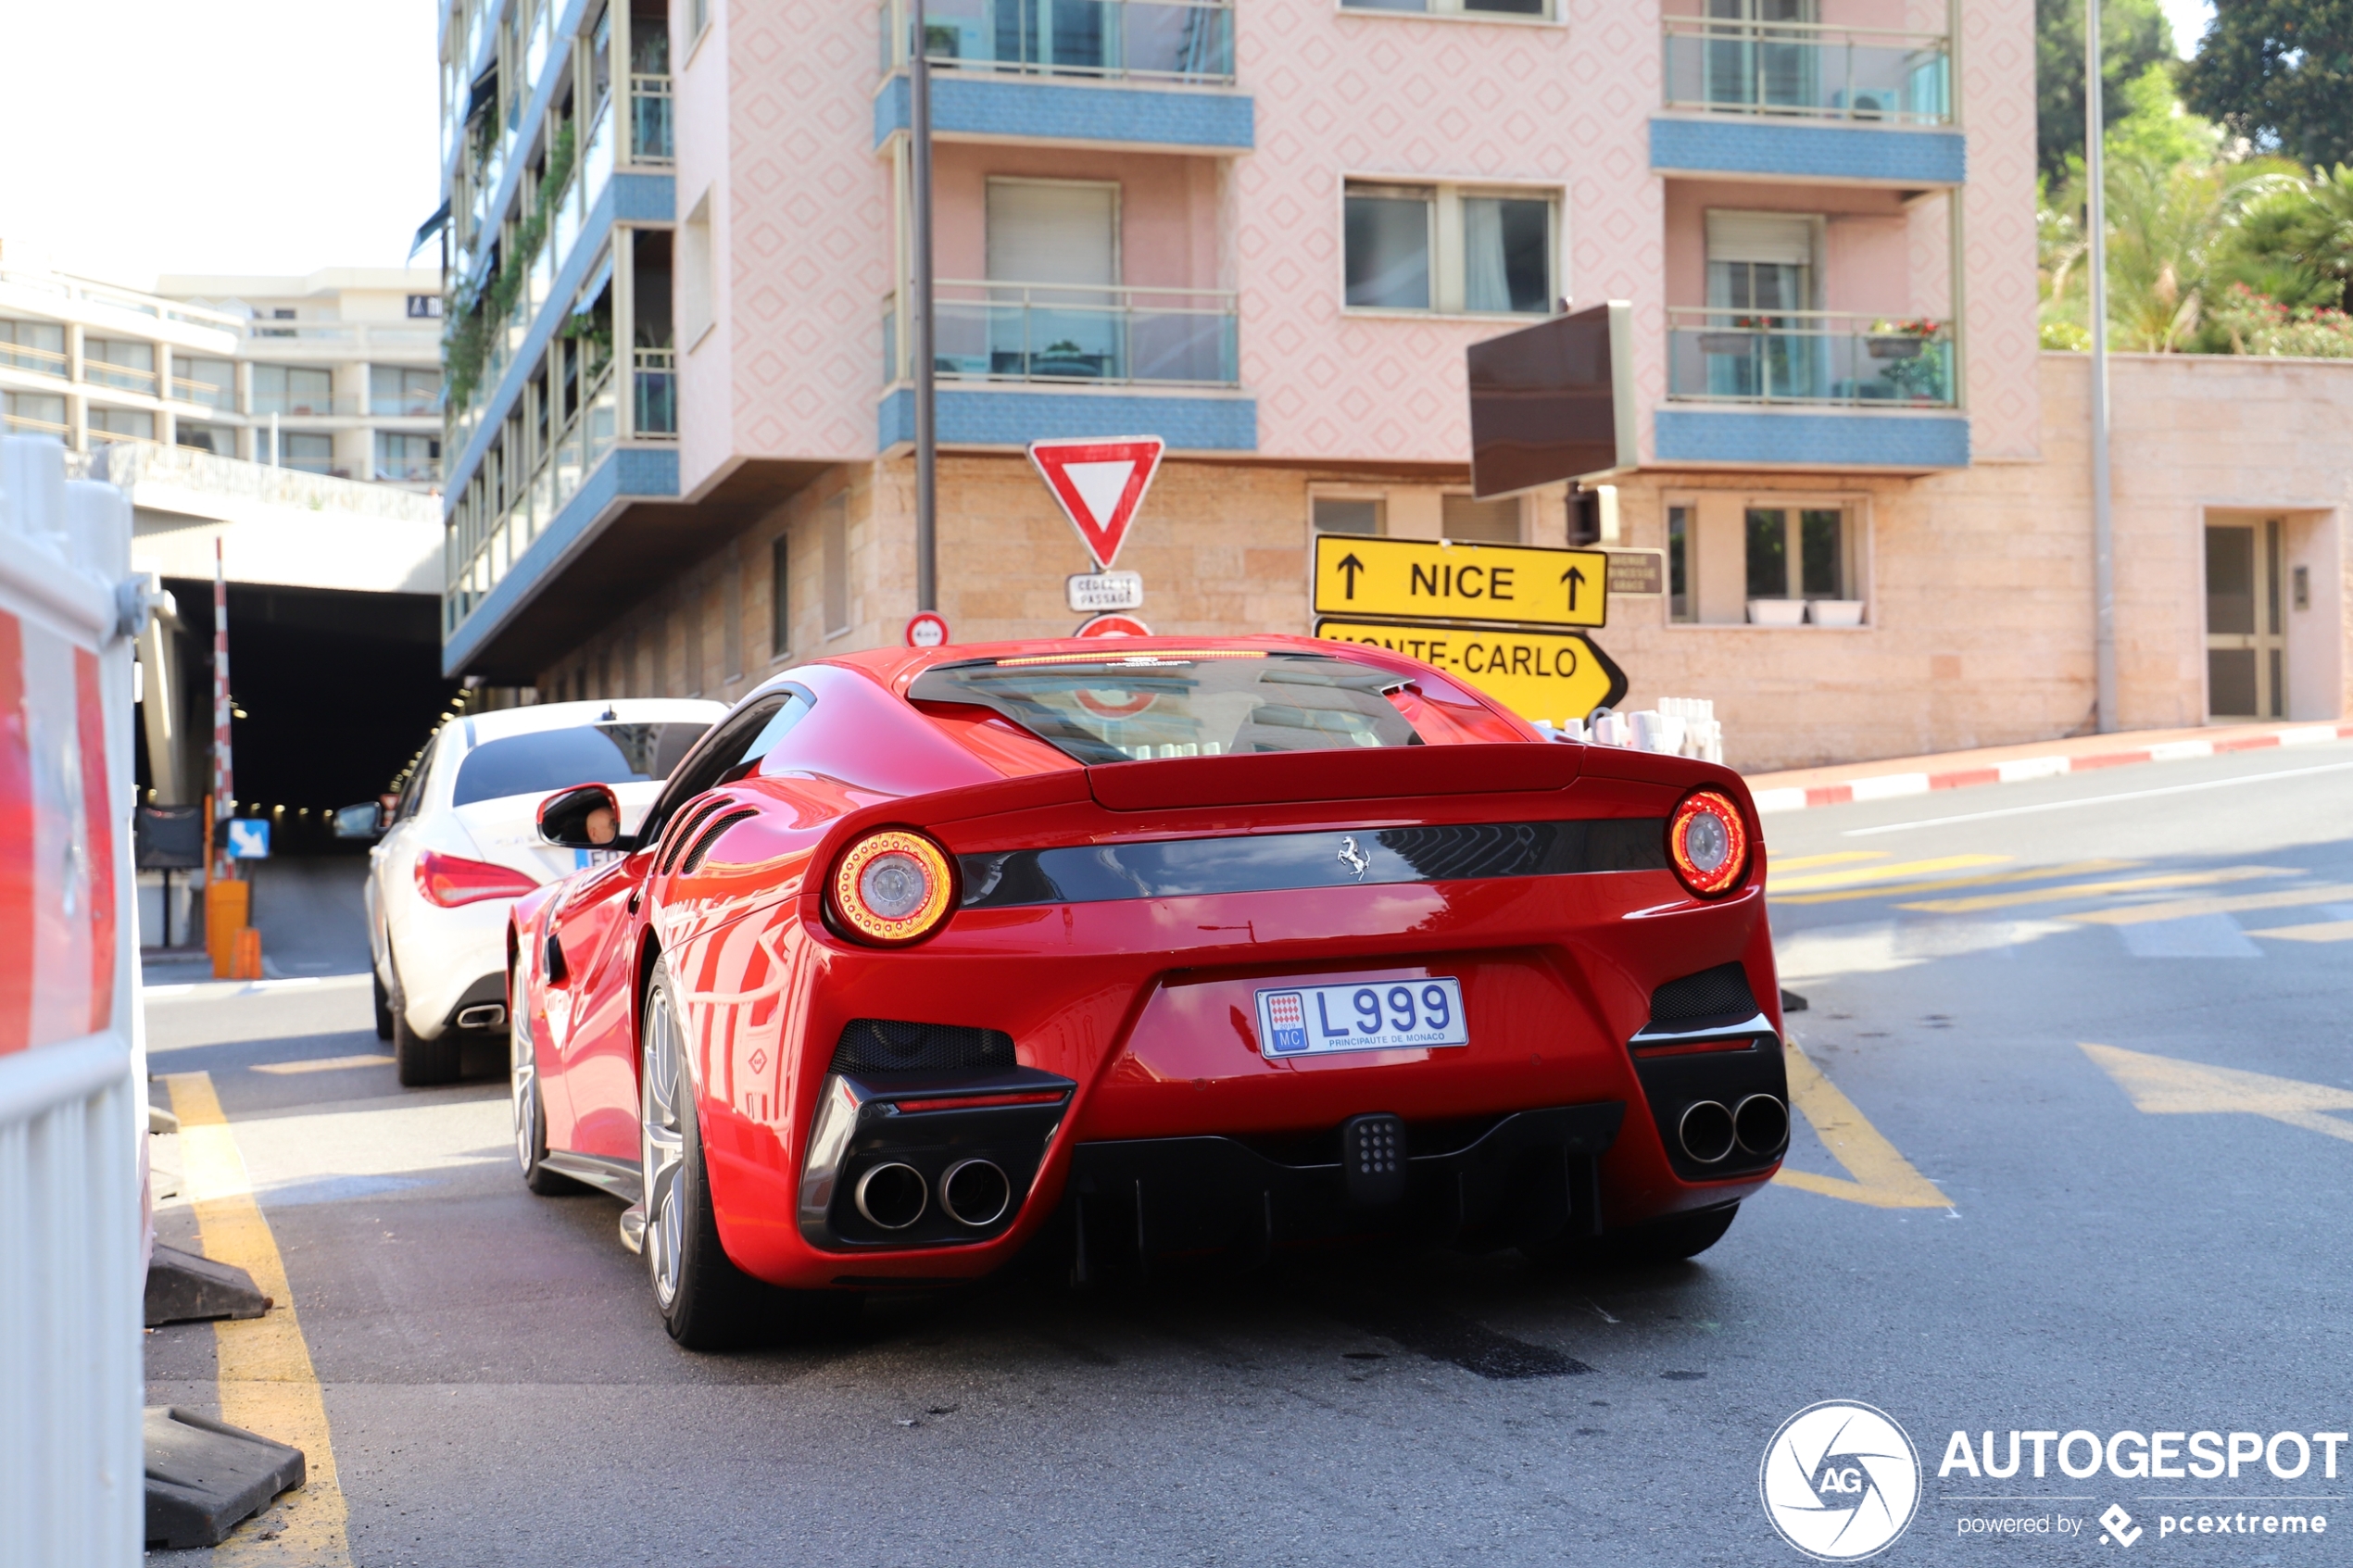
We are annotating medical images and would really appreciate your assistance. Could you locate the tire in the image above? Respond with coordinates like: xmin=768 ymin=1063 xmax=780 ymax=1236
xmin=511 ymin=976 xmax=585 ymax=1196
xmin=390 ymin=957 xmax=461 ymax=1087
xmin=639 ymin=959 xmax=856 ymax=1349
xmin=372 ymin=970 xmax=394 ymax=1042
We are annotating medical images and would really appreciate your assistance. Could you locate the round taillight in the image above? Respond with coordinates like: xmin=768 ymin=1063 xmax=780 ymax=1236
xmin=1667 ymin=789 xmax=1750 ymax=898
xmin=829 ymin=829 xmax=956 ymax=945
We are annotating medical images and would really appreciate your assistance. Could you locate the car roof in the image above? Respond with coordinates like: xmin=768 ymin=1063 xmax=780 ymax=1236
xmin=451 ymin=697 xmax=730 ymax=748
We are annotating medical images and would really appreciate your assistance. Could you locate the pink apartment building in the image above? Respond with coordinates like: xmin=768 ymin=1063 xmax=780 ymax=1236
xmin=434 ymin=0 xmax=2353 ymax=770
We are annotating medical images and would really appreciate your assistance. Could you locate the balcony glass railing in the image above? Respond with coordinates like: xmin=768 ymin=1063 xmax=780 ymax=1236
xmin=1661 ymin=17 xmax=1950 ymax=126
xmin=887 ymin=281 xmax=1239 ymax=387
xmin=83 ymin=361 xmax=159 ymax=396
xmin=630 ymin=74 xmax=673 ymax=163
xmin=1667 ymin=309 xmax=1956 ymax=407
xmin=880 ymin=0 xmax=1235 ymax=85
xmin=633 ymin=348 xmax=677 ymax=434
xmin=2 ymin=340 xmax=69 ymax=379
xmin=446 ymin=358 xmax=620 ymax=636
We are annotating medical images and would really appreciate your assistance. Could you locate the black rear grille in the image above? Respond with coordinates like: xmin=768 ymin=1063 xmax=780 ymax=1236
xmin=1643 ymin=963 xmax=1760 ymax=1033
xmin=831 ymin=1019 xmax=1017 ymax=1075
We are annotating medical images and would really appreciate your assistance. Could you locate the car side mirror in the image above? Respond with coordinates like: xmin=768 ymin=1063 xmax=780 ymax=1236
xmin=538 ymin=783 xmax=626 ymax=849
xmin=333 ymin=801 xmax=385 ymax=840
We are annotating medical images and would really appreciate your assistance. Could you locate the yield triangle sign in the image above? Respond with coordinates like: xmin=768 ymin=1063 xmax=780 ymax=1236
xmin=1027 ymin=435 xmax=1164 ymax=571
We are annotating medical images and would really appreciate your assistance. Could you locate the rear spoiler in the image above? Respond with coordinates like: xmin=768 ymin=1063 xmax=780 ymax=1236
xmin=1085 ymin=742 xmax=1584 ymax=812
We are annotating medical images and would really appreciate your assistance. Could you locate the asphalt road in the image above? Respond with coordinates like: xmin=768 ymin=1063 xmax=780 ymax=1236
xmin=144 ymin=741 xmax=2353 ymax=1566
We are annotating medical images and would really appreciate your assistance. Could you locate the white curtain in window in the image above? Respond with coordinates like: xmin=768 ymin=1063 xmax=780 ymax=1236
xmin=1463 ymin=198 xmax=1511 ymax=315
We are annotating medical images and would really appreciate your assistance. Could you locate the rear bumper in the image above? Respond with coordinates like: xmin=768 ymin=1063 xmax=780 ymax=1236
xmin=1066 ymin=1100 xmax=1626 ymax=1273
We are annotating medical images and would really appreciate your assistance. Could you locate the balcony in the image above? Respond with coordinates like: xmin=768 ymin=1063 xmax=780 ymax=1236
xmin=1661 ymin=16 xmax=1950 ymax=126
xmin=633 ymin=348 xmax=676 ymax=435
xmin=1667 ymin=309 xmax=1955 ymax=408
xmin=629 ymin=73 xmax=673 ymax=163
xmin=874 ymin=0 xmax=1251 ymax=152
xmin=2 ymin=339 xmax=67 ymax=379
xmin=887 ymin=281 xmax=1239 ymax=388
xmin=881 ymin=0 xmax=1235 ymax=85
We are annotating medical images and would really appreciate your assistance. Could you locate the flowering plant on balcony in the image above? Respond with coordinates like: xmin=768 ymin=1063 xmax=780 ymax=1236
xmin=1869 ymin=318 xmax=1944 ymax=339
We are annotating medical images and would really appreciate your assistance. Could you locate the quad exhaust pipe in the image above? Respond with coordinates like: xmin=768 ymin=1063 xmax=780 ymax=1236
xmin=852 ymin=1159 xmax=1013 ymax=1231
xmin=1676 ymin=1094 xmax=1789 ymax=1164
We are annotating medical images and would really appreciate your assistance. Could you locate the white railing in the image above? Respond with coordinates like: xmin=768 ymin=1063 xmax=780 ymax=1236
xmin=239 ymin=320 xmax=443 ymax=356
xmin=2 ymin=339 xmax=69 ymax=379
xmin=0 ymin=433 xmax=149 ymax=1565
xmin=0 ymin=267 xmax=245 ymax=333
xmin=445 ymin=357 xmax=619 ymax=634
xmin=1667 ymin=307 xmax=1957 ymax=407
xmin=886 ymin=279 xmax=1241 ymax=387
xmin=880 ymin=0 xmax=1236 ymax=84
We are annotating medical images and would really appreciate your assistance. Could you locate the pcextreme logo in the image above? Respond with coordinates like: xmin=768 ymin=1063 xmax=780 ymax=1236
xmin=1760 ymin=1401 xmax=1924 ymax=1562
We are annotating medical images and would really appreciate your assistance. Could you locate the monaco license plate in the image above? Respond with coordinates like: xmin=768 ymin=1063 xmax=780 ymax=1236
xmin=1253 ymin=977 xmax=1469 ymax=1060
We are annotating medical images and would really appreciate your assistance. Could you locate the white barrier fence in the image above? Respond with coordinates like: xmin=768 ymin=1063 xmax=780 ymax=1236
xmin=0 ymin=434 xmax=150 ymax=1566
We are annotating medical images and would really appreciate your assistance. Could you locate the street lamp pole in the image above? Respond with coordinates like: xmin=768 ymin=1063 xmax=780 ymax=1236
xmin=2086 ymin=0 xmax=2117 ymax=733
xmin=910 ymin=0 xmax=938 ymax=614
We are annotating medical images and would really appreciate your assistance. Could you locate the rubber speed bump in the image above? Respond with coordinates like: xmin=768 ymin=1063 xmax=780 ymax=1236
xmin=144 ymin=1405 xmax=306 ymax=1549
xmin=145 ymin=1242 xmax=271 ymax=1327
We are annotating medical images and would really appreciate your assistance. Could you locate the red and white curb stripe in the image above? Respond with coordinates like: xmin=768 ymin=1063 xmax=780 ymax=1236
xmin=1750 ymin=721 xmax=2353 ymax=816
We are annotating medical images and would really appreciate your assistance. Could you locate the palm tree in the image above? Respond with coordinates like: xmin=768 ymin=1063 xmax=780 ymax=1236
xmin=2047 ymin=149 xmax=2303 ymax=351
xmin=2225 ymin=164 xmax=2353 ymax=309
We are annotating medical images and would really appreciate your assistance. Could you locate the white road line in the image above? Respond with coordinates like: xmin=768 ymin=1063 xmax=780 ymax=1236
xmin=1841 ymin=760 xmax=2353 ymax=836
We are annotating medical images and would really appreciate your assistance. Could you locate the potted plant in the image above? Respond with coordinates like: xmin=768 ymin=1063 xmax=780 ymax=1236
xmin=1865 ymin=317 xmax=1938 ymax=359
xmin=1746 ymin=598 xmax=1806 ymax=626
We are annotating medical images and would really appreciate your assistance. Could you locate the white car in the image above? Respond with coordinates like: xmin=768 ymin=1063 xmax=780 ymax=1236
xmin=363 ymin=697 xmax=725 ymax=1085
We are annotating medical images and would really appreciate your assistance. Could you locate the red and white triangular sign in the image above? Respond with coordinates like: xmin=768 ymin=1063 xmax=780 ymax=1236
xmin=1027 ymin=435 xmax=1164 ymax=571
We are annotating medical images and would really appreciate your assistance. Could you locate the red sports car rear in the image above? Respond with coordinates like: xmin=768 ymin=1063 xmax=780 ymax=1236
xmin=508 ymin=636 xmax=1786 ymax=1348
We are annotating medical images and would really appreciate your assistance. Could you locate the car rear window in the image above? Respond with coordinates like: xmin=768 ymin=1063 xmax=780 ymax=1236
xmin=451 ymin=722 xmax=712 ymax=807
xmin=908 ymin=650 xmax=1424 ymax=765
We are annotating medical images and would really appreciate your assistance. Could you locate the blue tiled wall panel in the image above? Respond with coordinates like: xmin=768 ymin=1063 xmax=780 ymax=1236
xmin=874 ymin=74 xmax=1253 ymax=150
xmin=878 ymin=387 xmax=1257 ymax=450
xmin=443 ymin=171 xmax=674 ymax=509
xmin=1649 ymin=118 xmax=1965 ymax=184
xmin=1654 ymin=408 xmax=1970 ymax=469
xmin=442 ymin=445 xmax=680 ymax=674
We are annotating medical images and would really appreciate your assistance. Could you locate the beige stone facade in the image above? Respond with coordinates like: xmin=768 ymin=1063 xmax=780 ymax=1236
xmin=533 ymin=351 xmax=2353 ymax=775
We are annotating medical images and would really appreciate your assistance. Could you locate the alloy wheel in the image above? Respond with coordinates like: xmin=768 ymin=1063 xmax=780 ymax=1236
xmin=510 ymin=982 xmax=538 ymax=1173
xmin=640 ymin=983 xmax=686 ymax=1307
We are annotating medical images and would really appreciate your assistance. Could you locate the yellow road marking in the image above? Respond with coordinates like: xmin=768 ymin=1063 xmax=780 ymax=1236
xmin=164 ymin=1073 xmax=352 ymax=1565
xmin=1768 ymin=854 xmax=2008 ymax=893
xmin=1773 ymin=859 xmax=2140 ymax=907
xmin=2065 ymin=882 xmax=2353 ymax=927
xmin=1768 ymin=851 xmax=1886 ymax=873
xmin=248 ymin=1055 xmax=394 ymax=1076
xmin=2080 ymin=1043 xmax=2353 ymax=1144
xmin=1771 ymin=1039 xmax=1953 ymax=1209
xmin=1902 ymin=865 xmax=2293 ymax=915
xmin=2247 ymin=920 xmax=2353 ymax=943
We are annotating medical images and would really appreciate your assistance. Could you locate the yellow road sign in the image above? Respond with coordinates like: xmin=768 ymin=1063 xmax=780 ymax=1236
xmin=1314 ymin=534 xmax=1609 ymax=628
xmin=1315 ymin=619 xmax=1627 ymax=724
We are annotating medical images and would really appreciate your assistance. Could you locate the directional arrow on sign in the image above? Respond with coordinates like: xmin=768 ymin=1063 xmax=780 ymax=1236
xmin=1027 ymin=435 xmax=1165 ymax=571
xmin=1335 ymin=552 xmax=1365 ymax=599
xmin=1561 ymin=563 xmax=1588 ymax=614
xmin=2081 ymin=1042 xmax=2353 ymax=1143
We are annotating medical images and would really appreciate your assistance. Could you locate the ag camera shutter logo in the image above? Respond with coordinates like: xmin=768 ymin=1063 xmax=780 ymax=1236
xmin=1760 ymin=1400 xmax=1922 ymax=1561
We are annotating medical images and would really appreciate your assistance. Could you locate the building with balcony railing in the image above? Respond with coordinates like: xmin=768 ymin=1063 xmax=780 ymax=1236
xmin=423 ymin=0 xmax=2353 ymax=766
xmin=0 ymin=249 xmax=447 ymax=491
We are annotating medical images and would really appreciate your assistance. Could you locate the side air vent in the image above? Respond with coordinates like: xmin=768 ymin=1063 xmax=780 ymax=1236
xmin=679 ymin=808 xmax=758 ymax=877
xmin=831 ymin=1019 xmax=1017 ymax=1076
xmin=660 ymin=796 xmax=736 ymax=874
xmin=1642 ymin=962 xmax=1760 ymax=1034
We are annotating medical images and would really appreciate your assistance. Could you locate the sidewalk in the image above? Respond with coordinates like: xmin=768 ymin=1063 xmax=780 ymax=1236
xmin=1743 ymin=719 xmax=2353 ymax=816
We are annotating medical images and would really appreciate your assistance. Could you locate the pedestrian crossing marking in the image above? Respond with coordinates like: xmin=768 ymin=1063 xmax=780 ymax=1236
xmin=1768 ymin=851 xmax=1886 ymax=872
xmin=2081 ymin=1043 xmax=2353 ymax=1145
xmin=1771 ymin=1039 xmax=1954 ymax=1210
xmin=250 ymin=1054 xmax=395 ymax=1075
xmin=1902 ymin=864 xmax=2292 ymax=914
xmin=1768 ymin=854 xmax=2007 ymax=893
xmin=2247 ymin=919 xmax=2353 ymax=943
xmin=1773 ymin=859 xmax=2138 ymax=906
xmin=2065 ymin=881 xmax=2353 ymax=927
